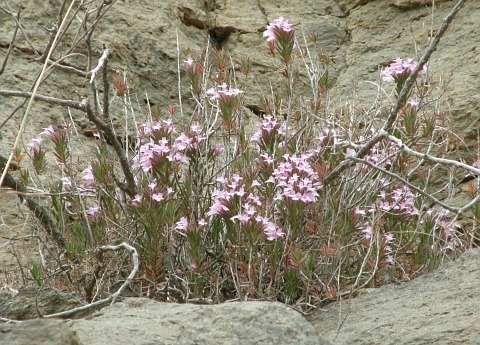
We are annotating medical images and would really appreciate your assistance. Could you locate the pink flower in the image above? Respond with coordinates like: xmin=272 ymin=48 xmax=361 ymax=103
xmin=81 ymin=165 xmax=95 ymax=187
xmin=251 ymin=116 xmax=286 ymax=149
xmin=250 ymin=180 xmax=261 ymax=188
xmin=61 ymin=177 xmax=72 ymax=188
xmin=384 ymin=232 xmax=395 ymax=243
xmin=151 ymin=193 xmax=164 ymax=202
xmin=184 ymin=56 xmax=194 ymax=66
xmin=27 ymin=136 xmax=43 ymax=149
xmin=87 ymin=204 xmax=101 ymax=216
xmin=354 ymin=207 xmax=366 ymax=215
xmin=361 ymin=224 xmax=373 ymax=240
xmin=214 ymin=144 xmax=224 ymax=154
xmin=231 ymin=212 xmax=251 ymax=224
xmin=263 ymin=17 xmax=295 ymax=42
xmin=263 ymin=220 xmax=284 ymax=241
xmin=206 ymin=83 xmax=244 ymax=100
xmin=207 ymin=202 xmax=230 ymax=217
xmin=41 ymin=125 xmax=55 ymax=138
xmin=259 ymin=153 xmax=274 ymax=164
xmin=381 ymin=57 xmax=427 ymax=83
xmin=407 ymin=98 xmax=419 ymax=108
xmin=174 ymin=133 xmax=192 ymax=151
xmin=346 ymin=148 xmax=356 ymax=156
xmin=132 ymin=194 xmax=143 ymax=206
xmin=385 ymin=255 xmax=395 ymax=267
xmin=176 ymin=217 xmax=189 ymax=232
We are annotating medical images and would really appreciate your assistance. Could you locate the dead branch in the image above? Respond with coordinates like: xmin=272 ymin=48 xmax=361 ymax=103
xmin=0 ymin=5 xmax=21 ymax=75
xmin=0 ymin=155 xmax=68 ymax=251
xmin=346 ymin=154 xmax=461 ymax=213
xmin=42 ymin=242 xmax=139 ymax=318
xmin=0 ymin=90 xmax=86 ymax=110
xmin=0 ymin=90 xmax=137 ymax=197
xmin=324 ymin=0 xmax=466 ymax=185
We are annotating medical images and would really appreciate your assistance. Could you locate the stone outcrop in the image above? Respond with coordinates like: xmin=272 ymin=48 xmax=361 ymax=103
xmin=1 ymin=1 xmax=479 ymax=344
xmin=2 ymin=250 xmax=479 ymax=344
xmin=307 ymin=248 xmax=480 ymax=344
xmin=0 ymin=286 xmax=85 ymax=320
xmin=69 ymin=298 xmax=332 ymax=345
xmin=0 ymin=319 xmax=82 ymax=345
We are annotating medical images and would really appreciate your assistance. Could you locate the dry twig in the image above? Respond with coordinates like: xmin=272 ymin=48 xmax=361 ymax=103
xmin=324 ymin=0 xmax=467 ymax=185
xmin=42 ymin=242 xmax=139 ymax=318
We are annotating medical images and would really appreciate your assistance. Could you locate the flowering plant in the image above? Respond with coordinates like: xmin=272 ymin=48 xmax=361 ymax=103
xmin=3 ymin=13 xmax=474 ymax=311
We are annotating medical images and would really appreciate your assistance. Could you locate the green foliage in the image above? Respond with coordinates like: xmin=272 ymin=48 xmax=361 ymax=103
xmin=17 ymin=17 xmax=472 ymax=312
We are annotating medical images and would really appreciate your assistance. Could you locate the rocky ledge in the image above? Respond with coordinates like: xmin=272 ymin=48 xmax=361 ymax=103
xmin=1 ymin=249 xmax=479 ymax=344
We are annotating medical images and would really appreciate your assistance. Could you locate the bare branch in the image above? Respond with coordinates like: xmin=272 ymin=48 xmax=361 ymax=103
xmin=82 ymin=99 xmax=137 ymax=197
xmin=0 ymin=4 xmax=21 ymax=75
xmin=89 ymin=48 xmax=110 ymax=83
xmin=346 ymin=154 xmax=461 ymax=214
xmin=0 ymin=99 xmax=27 ymax=131
xmin=43 ymin=242 xmax=139 ymax=318
xmin=2 ymin=2 xmax=39 ymax=57
xmin=46 ymin=59 xmax=88 ymax=77
xmin=102 ymin=47 xmax=110 ymax=119
xmin=386 ymin=133 xmax=480 ymax=176
xmin=324 ymin=0 xmax=466 ymax=185
xmin=0 ymin=317 xmax=22 ymax=324
xmin=0 ymin=155 xmax=68 ymax=251
xmin=0 ymin=90 xmax=86 ymax=110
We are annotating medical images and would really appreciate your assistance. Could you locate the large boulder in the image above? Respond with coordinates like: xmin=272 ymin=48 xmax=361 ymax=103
xmin=69 ymin=298 xmax=332 ymax=345
xmin=0 ymin=286 xmax=86 ymax=320
xmin=306 ymin=249 xmax=480 ymax=344
xmin=0 ymin=319 xmax=82 ymax=345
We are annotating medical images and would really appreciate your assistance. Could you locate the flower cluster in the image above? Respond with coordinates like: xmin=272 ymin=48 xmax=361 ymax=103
xmin=184 ymin=56 xmax=204 ymax=96
xmin=131 ymin=182 xmax=174 ymax=208
xmin=206 ymin=82 xmax=244 ymax=100
xmin=354 ymin=183 xmax=420 ymax=217
xmin=376 ymin=185 xmax=420 ymax=216
xmin=207 ymin=174 xmax=284 ymax=241
xmin=422 ymin=208 xmax=462 ymax=253
xmin=263 ymin=17 xmax=295 ymax=42
xmin=133 ymin=120 xmax=208 ymax=173
xmin=381 ymin=57 xmax=427 ymax=84
xmin=206 ymin=82 xmax=244 ymax=128
xmin=263 ymin=17 xmax=296 ymax=64
xmin=383 ymin=232 xmax=395 ymax=267
xmin=128 ymin=120 xmax=217 ymax=210
xmin=266 ymin=153 xmax=322 ymax=205
xmin=81 ymin=165 xmax=95 ymax=187
xmin=175 ymin=216 xmax=207 ymax=236
xmin=251 ymin=115 xmax=286 ymax=154
xmin=355 ymin=182 xmax=421 ymax=241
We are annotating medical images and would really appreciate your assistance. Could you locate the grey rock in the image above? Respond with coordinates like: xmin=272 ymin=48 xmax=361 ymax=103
xmin=306 ymin=249 xmax=480 ymax=344
xmin=70 ymin=299 xmax=332 ymax=345
xmin=392 ymin=0 xmax=450 ymax=9
xmin=0 ymin=286 xmax=86 ymax=320
xmin=1 ymin=0 xmax=480 ymax=344
xmin=0 ymin=319 xmax=83 ymax=345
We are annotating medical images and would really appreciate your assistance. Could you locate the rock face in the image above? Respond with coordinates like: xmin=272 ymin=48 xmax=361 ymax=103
xmin=69 ymin=299 xmax=332 ymax=345
xmin=0 ymin=319 xmax=83 ymax=345
xmin=0 ymin=286 xmax=86 ymax=320
xmin=0 ymin=0 xmax=478 ymax=170
xmin=3 ymin=248 xmax=479 ymax=345
xmin=1 ymin=0 xmax=480 ymax=344
xmin=306 ymin=248 xmax=480 ymax=344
